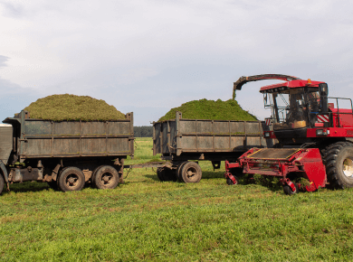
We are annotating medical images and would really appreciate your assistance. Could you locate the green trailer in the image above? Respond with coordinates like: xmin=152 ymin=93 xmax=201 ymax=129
xmin=0 ymin=110 xmax=134 ymax=193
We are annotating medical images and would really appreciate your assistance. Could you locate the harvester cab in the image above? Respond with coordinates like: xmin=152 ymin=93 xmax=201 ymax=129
xmin=260 ymin=79 xmax=329 ymax=146
xmin=227 ymin=75 xmax=353 ymax=195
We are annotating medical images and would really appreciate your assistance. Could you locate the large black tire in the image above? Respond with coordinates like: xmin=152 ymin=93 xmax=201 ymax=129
xmin=157 ymin=167 xmax=165 ymax=181
xmin=0 ymin=175 xmax=4 ymax=195
xmin=93 ymin=165 xmax=119 ymax=189
xmin=324 ymin=141 xmax=353 ymax=188
xmin=57 ymin=167 xmax=85 ymax=192
xmin=179 ymin=162 xmax=202 ymax=183
xmin=177 ymin=161 xmax=188 ymax=182
xmin=165 ymin=169 xmax=177 ymax=181
xmin=157 ymin=167 xmax=176 ymax=182
xmin=92 ymin=165 xmax=105 ymax=182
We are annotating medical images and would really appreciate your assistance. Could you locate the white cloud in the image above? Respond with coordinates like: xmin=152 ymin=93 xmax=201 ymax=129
xmin=1 ymin=0 xmax=353 ymax=124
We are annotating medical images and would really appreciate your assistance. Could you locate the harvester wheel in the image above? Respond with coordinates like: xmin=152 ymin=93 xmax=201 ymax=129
xmin=283 ymin=183 xmax=299 ymax=195
xmin=93 ymin=165 xmax=119 ymax=189
xmin=226 ymin=176 xmax=238 ymax=185
xmin=180 ymin=162 xmax=202 ymax=183
xmin=57 ymin=167 xmax=85 ymax=192
xmin=325 ymin=142 xmax=353 ymax=188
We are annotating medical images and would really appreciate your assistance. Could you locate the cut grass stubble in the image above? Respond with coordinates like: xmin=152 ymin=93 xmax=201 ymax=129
xmin=0 ymin=138 xmax=353 ymax=261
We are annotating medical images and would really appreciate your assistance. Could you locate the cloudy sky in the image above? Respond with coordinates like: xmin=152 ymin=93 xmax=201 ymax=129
xmin=1 ymin=0 xmax=353 ymax=125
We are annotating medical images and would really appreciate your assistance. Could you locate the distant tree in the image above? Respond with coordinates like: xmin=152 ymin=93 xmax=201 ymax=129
xmin=134 ymin=126 xmax=153 ymax=137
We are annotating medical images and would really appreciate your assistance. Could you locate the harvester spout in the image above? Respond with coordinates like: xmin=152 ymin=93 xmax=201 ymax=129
xmin=232 ymin=74 xmax=300 ymax=99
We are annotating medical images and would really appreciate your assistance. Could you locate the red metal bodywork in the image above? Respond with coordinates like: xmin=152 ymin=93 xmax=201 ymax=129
xmin=259 ymin=79 xmax=325 ymax=93
xmin=264 ymin=130 xmax=276 ymax=139
xmin=226 ymin=75 xmax=353 ymax=194
xmin=225 ymin=148 xmax=326 ymax=192
xmin=306 ymin=106 xmax=353 ymax=138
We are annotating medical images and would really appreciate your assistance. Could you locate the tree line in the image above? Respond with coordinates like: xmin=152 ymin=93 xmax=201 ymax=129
xmin=134 ymin=126 xmax=153 ymax=137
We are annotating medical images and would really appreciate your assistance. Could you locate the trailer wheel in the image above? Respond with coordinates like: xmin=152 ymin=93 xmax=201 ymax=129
xmin=325 ymin=142 xmax=353 ymax=188
xmin=157 ymin=167 xmax=176 ymax=181
xmin=283 ymin=183 xmax=298 ymax=195
xmin=180 ymin=162 xmax=202 ymax=183
xmin=157 ymin=167 xmax=165 ymax=181
xmin=0 ymin=175 xmax=4 ymax=195
xmin=93 ymin=166 xmax=119 ymax=189
xmin=91 ymin=165 xmax=105 ymax=186
xmin=57 ymin=167 xmax=85 ymax=192
xmin=177 ymin=161 xmax=188 ymax=182
xmin=165 ymin=169 xmax=177 ymax=181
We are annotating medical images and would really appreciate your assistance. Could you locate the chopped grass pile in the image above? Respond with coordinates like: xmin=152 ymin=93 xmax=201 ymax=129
xmin=158 ymin=99 xmax=257 ymax=122
xmin=24 ymin=94 xmax=125 ymax=121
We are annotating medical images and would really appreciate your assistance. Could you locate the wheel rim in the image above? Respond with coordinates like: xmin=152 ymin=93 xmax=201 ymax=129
xmin=185 ymin=166 xmax=198 ymax=182
xmin=65 ymin=174 xmax=80 ymax=190
xmin=100 ymin=172 xmax=115 ymax=186
xmin=343 ymin=158 xmax=353 ymax=178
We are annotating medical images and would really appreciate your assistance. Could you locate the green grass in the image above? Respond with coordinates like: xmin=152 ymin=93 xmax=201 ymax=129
xmin=124 ymin=138 xmax=162 ymax=165
xmin=1 ymin=138 xmax=353 ymax=261
xmin=158 ymin=99 xmax=257 ymax=122
xmin=23 ymin=94 xmax=126 ymax=121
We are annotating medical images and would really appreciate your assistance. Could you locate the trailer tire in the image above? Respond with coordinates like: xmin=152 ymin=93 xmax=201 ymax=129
xmin=93 ymin=165 xmax=119 ymax=189
xmin=157 ymin=167 xmax=165 ymax=181
xmin=165 ymin=169 xmax=177 ymax=181
xmin=0 ymin=175 xmax=4 ymax=195
xmin=57 ymin=167 xmax=85 ymax=192
xmin=325 ymin=142 xmax=353 ymax=188
xmin=92 ymin=165 xmax=105 ymax=186
xmin=180 ymin=162 xmax=202 ymax=183
xmin=177 ymin=161 xmax=188 ymax=182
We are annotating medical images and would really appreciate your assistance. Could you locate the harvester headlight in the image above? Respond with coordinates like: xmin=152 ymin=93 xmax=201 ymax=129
xmin=316 ymin=129 xmax=330 ymax=136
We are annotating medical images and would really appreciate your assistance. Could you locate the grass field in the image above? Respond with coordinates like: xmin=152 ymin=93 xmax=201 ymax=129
xmin=1 ymin=138 xmax=353 ymax=261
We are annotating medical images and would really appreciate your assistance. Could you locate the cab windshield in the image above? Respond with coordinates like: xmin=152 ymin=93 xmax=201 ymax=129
xmin=272 ymin=88 xmax=320 ymax=130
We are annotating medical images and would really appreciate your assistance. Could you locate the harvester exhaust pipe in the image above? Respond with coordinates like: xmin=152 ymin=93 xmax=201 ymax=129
xmin=232 ymin=74 xmax=301 ymax=100
xmin=319 ymin=83 xmax=329 ymax=113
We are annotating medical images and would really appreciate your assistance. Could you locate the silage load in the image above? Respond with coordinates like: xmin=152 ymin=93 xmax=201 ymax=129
xmin=158 ymin=99 xmax=257 ymax=122
xmin=24 ymin=94 xmax=125 ymax=121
